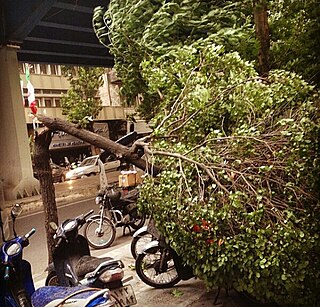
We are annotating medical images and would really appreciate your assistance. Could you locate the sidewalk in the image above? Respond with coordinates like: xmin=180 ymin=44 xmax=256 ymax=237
xmin=34 ymin=232 xmax=263 ymax=307
xmin=95 ymin=242 xmax=262 ymax=307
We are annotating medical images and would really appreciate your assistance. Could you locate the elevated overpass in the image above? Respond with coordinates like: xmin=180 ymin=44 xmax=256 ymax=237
xmin=0 ymin=0 xmax=112 ymax=201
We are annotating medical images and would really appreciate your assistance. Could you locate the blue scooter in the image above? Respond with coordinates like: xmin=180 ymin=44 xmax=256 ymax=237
xmin=0 ymin=203 xmax=35 ymax=307
xmin=0 ymin=204 xmax=115 ymax=307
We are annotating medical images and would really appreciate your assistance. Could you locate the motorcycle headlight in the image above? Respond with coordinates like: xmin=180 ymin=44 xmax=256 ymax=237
xmin=63 ymin=220 xmax=77 ymax=231
xmin=5 ymin=242 xmax=21 ymax=256
xmin=95 ymin=196 xmax=103 ymax=205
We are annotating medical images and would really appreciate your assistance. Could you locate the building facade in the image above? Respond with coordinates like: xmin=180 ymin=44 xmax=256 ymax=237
xmin=18 ymin=63 xmax=147 ymax=166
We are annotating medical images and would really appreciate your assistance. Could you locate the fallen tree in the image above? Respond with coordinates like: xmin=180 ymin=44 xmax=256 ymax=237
xmin=36 ymin=114 xmax=160 ymax=176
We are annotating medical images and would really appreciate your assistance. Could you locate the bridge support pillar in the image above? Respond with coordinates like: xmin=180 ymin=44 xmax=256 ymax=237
xmin=0 ymin=46 xmax=39 ymax=200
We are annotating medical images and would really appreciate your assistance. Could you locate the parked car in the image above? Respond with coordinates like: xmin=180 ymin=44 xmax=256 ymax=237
xmin=65 ymin=154 xmax=120 ymax=180
xmin=33 ymin=162 xmax=67 ymax=183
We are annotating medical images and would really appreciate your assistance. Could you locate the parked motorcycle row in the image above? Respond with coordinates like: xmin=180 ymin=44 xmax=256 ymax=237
xmin=0 ymin=156 xmax=197 ymax=306
xmin=0 ymin=203 xmax=138 ymax=307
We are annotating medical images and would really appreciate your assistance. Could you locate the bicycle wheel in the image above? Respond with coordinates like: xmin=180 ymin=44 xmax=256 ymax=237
xmin=130 ymin=231 xmax=155 ymax=259
xmin=83 ymin=216 xmax=116 ymax=249
xmin=135 ymin=246 xmax=181 ymax=288
xmin=129 ymin=209 xmax=146 ymax=230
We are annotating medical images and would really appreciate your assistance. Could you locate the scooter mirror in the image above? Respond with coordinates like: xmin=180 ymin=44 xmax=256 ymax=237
xmin=11 ymin=203 xmax=23 ymax=219
xmin=50 ymin=222 xmax=58 ymax=231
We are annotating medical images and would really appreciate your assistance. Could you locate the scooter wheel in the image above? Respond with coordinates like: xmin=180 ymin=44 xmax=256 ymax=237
xmin=135 ymin=246 xmax=181 ymax=288
xmin=83 ymin=216 xmax=116 ymax=249
xmin=45 ymin=271 xmax=74 ymax=286
xmin=130 ymin=231 xmax=155 ymax=259
xmin=45 ymin=271 xmax=59 ymax=286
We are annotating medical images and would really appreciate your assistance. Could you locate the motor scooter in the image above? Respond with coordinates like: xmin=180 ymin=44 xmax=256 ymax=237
xmin=45 ymin=210 xmax=137 ymax=307
xmin=130 ymin=219 xmax=157 ymax=259
xmin=0 ymin=203 xmax=36 ymax=307
xmin=134 ymin=221 xmax=226 ymax=305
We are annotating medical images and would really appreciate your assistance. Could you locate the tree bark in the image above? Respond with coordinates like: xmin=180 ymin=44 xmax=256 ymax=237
xmin=36 ymin=114 xmax=160 ymax=176
xmin=33 ymin=129 xmax=58 ymax=264
xmin=253 ymin=0 xmax=270 ymax=77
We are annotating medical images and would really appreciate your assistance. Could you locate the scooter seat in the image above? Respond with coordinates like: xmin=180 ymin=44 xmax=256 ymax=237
xmin=75 ymin=255 xmax=114 ymax=277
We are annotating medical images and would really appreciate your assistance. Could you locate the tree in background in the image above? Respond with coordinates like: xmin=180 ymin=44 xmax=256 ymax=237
xmin=61 ymin=66 xmax=105 ymax=130
xmin=61 ymin=66 xmax=105 ymax=155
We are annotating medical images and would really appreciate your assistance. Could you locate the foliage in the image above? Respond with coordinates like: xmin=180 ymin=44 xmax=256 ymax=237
xmin=136 ymin=40 xmax=320 ymax=306
xmin=93 ymin=0 xmax=319 ymax=119
xmin=93 ymin=0 xmax=320 ymax=305
xmin=61 ymin=66 xmax=105 ymax=129
xmin=93 ymin=1 xmax=256 ymax=119
xmin=269 ymin=0 xmax=320 ymax=86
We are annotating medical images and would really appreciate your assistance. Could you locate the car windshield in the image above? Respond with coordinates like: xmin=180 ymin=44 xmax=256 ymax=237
xmin=80 ymin=157 xmax=97 ymax=167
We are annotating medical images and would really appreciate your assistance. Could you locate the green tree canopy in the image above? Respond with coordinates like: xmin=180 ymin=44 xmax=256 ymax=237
xmin=138 ymin=40 xmax=320 ymax=305
xmin=61 ymin=66 xmax=105 ymax=129
xmin=93 ymin=1 xmax=320 ymax=305
xmin=94 ymin=0 xmax=319 ymax=118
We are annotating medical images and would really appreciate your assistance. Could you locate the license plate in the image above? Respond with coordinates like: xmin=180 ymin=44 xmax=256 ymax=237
xmin=110 ymin=285 xmax=137 ymax=306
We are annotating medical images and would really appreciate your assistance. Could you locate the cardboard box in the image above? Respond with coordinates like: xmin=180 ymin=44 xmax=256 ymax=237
xmin=119 ymin=171 xmax=136 ymax=187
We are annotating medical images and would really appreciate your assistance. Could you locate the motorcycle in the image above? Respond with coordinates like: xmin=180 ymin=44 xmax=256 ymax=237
xmin=45 ymin=210 xmax=137 ymax=307
xmin=134 ymin=220 xmax=194 ymax=289
xmin=84 ymin=185 xmax=146 ymax=250
xmin=0 ymin=203 xmax=36 ymax=307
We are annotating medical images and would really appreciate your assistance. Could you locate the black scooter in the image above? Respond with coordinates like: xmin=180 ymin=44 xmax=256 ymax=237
xmin=46 ymin=210 xmax=137 ymax=307
xmin=134 ymin=219 xmax=194 ymax=289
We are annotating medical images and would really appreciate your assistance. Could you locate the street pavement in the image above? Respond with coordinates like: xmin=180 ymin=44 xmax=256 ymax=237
xmin=5 ymin=174 xmax=272 ymax=306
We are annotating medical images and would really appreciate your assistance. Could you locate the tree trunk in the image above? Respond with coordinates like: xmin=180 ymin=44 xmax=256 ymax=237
xmin=33 ymin=129 xmax=58 ymax=264
xmin=36 ymin=114 xmax=160 ymax=176
xmin=253 ymin=0 xmax=270 ymax=77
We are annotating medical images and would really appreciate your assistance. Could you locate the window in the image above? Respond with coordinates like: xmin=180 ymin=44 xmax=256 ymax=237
xmin=44 ymin=99 xmax=52 ymax=107
xmin=52 ymin=89 xmax=65 ymax=95
xmin=54 ymin=98 xmax=61 ymax=107
xmin=39 ymin=99 xmax=45 ymax=107
xmin=50 ymin=65 xmax=58 ymax=75
xmin=27 ymin=64 xmax=36 ymax=74
xmin=39 ymin=64 xmax=48 ymax=75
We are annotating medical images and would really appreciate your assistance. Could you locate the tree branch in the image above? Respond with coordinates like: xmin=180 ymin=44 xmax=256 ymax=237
xmin=36 ymin=114 xmax=161 ymax=176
